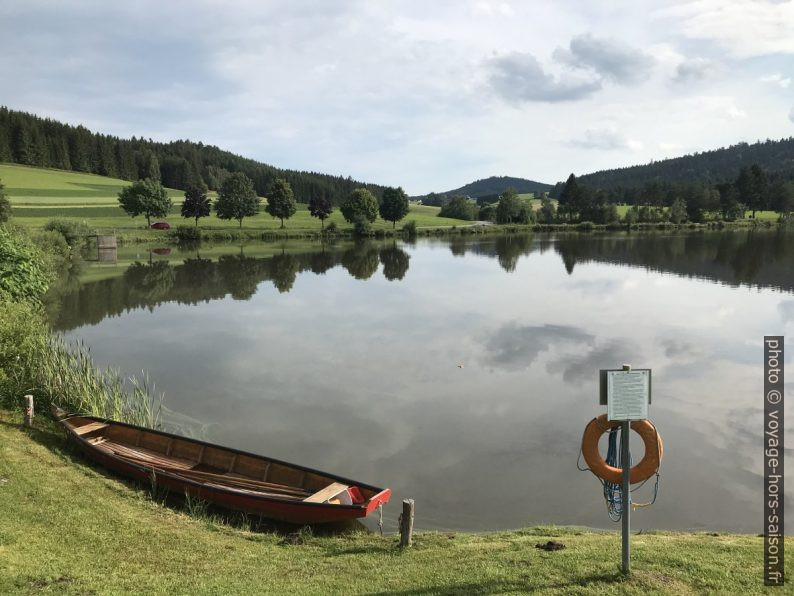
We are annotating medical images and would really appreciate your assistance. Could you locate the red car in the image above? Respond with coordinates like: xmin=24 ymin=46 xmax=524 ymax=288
xmin=150 ymin=222 xmax=170 ymax=230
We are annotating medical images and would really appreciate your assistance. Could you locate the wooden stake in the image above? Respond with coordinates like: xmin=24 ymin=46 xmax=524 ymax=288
xmin=399 ymin=499 xmax=414 ymax=548
xmin=23 ymin=395 xmax=34 ymax=427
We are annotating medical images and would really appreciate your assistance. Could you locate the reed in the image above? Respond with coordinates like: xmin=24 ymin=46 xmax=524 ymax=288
xmin=37 ymin=336 xmax=162 ymax=428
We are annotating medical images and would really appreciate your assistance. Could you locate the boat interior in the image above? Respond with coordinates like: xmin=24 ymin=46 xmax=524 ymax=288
xmin=63 ymin=415 xmax=367 ymax=505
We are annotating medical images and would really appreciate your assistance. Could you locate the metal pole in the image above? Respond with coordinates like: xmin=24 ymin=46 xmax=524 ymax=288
xmin=621 ymin=419 xmax=631 ymax=574
xmin=620 ymin=362 xmax=631 ymax=575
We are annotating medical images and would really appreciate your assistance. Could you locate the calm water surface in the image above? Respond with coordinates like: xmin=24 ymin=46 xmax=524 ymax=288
xmin=49 ymin=230 xmax=794 ymax=533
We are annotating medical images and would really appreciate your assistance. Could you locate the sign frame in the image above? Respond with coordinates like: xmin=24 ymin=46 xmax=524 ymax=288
xmin=599 ymin=368 xmax=652 ymax=405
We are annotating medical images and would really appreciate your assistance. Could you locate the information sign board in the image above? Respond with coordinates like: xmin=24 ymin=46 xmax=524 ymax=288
xmin=606 ymin=369 xmax=650 ymax=421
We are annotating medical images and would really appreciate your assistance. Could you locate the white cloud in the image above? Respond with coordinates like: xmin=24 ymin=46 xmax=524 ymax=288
xmin=0 ymin=1 xmax=793 ymax=193
xmin=760 ymin=73 xmax=791 ymax=89
xmin=657 ymin=0 xmax=794 ymax=58
xmin=682 ymin=96 xmax=748 ymax=121
xmin=659 ymin=142 xmax=683 ymax=152
xmin=472 ymin=1 xmax=514 ymax=17
xmin=569 ymin=127 xmax=643 ymax=151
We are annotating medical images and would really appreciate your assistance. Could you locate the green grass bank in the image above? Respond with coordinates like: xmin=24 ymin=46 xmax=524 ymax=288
xmin=1 ymin=163 xmax=467 ymax=234
xmin=0 ymin=409 xmax=788 ymax=595
xmin=2 ymin=163 xmax=785 ymax=245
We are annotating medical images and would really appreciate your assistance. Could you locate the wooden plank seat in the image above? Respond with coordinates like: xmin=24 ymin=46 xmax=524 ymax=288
xmin=73 ymin=422 xmax=109 ymax=436
xmin=304 ymin=482 xmax=349 ymax=503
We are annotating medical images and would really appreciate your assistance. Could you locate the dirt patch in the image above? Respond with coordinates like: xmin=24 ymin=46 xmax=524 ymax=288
xmin=535 ymin=540 xmax=566 ymax=551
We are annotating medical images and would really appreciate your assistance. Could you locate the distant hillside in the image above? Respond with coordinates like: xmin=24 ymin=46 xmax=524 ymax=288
xmin=558 ymin=137 xmax=794 ymax=195
xmin=415 ymin=176 xmax=552 ymax=204
xmin=0 ymin=106 xmax=385 ymax=204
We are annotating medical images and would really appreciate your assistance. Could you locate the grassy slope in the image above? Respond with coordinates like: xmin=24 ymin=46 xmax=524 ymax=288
xmin=0 ymin=163 xmax=183 ymax=205
xmin=513 ymin=196 xmax=776 ymax=221
xmin=1 ymin=163 xmax=468 ymax=231
xmin=0 ymin=409 xmax=787 ymax=595
xmin=614 ymin=203 xmax=779 ymax=221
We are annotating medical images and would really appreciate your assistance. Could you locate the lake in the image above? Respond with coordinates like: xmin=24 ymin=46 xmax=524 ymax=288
xmin=49 ymin=230 xmax=794 ymax=533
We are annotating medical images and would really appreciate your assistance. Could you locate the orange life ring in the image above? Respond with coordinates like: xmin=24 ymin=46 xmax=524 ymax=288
xmin=581 ymin=414 xmax=663 ymax=484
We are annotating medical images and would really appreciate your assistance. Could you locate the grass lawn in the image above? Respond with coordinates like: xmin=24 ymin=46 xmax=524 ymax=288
xmin=10 ymin=203 xmax=466 ymax=233
xmin=517 ymin=195 xmax=557 ymax=211
xmin=614 ymin=204 xmax=780 ymax=221
xmin=2 ymin=164 xmax=468 ymax=232
xmin=0 ymin=163 xmax=183 ymax=206
xmin=0 ymin=408 xmax=787 ymax=595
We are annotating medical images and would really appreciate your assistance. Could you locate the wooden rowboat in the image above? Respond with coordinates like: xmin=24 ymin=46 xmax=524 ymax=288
xmin=52 ymin=407 xmax=391 ymax=524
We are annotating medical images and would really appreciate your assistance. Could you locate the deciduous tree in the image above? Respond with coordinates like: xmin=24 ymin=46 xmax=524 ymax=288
xmin=537 ymin=196 xmax=556 ymax=223
xmin=340 ymin=188 xmax=378 ymax=224
xmin=668 ymin=198 xmax=687 ymax=224
xmin=439 ymin=195 xmax=476 ymax=220
xmin=379 ymin=187 xmax=410 ymax=228
xmin=769 ymin=177 xmax=794 ymax=218
xmin=308 ymin=194 xmax=333 ymax=228
xmin=684 ymin=184 xmax=706 ymax=223
xmin=181 ymin=183 xmax=211 ymax=227
xmin=496 ymin=188 xmax=533 ymax=224
xmin=215 ymin=172 xmax=259 ymax=229
xmin=735 ymin=164 xmax=768 ymax=218
xmin=117 ymin=178 xmax=172 ymax=227
xmin=266 ymin=178 xmax=297 ymax=228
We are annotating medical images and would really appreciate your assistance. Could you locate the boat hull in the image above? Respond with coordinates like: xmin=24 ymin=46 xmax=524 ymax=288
xmin=58 ymin=412 xmax=391 ymax=524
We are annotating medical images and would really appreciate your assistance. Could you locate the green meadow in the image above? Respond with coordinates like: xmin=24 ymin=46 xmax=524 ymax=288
xmin=613 ymin=203 xmax=780 ymax=221
xmin=1 ymin=163 xmax=467 ymax=232
xmin=0 ymin=163 xmax=183 ymax=206
xmin=0 ymin=408 xmax=786 ymax=595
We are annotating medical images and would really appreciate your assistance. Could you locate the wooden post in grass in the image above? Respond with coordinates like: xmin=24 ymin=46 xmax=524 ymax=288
xmin=399 ymin=499 xmax=414 ymax=548
xmin=23 ymin=395 xmax=34 ymax=427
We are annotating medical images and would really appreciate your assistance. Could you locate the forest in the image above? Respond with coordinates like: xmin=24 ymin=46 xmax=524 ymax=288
xmin=0 ymin=106 xmax=385 ymax=204
xmin=550 ymin=136 xmax=794 ymax=200
xmin=550 ymin=163 xmax=794 ymax=225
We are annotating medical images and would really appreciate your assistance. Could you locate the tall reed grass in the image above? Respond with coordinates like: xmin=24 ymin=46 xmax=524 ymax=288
xmin=1 ymin=224 xmax=162 ymax=428
xmin=37 ymin=337 xmax=162 ymax=428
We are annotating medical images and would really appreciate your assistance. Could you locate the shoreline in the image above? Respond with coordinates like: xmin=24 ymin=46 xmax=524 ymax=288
xmin=93 ymin=217 xmax=785 ymax=246
xmin=0 ymin=406 xmax=788 ymax=594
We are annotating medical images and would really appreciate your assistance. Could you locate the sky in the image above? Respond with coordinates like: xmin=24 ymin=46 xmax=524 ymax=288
xmin=2 ymin=0 xmax=794 ymax=194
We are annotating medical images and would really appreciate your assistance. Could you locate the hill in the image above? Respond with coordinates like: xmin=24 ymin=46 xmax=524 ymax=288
xmin=1 ymin=163 xmax=466 ymax=233
xmin=559 ymin=137 xmax=794 ymax=194
xmin=0 ymin=163 xmax=183 ymax=206
xmin=0 ymin=106 xmax=384 ymax=204
xmin=415 ymin=176 xmax=552 ymax=205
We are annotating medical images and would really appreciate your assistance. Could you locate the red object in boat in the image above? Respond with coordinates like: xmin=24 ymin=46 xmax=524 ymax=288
xmin=52 ymin=407 xmax=391 ymax=524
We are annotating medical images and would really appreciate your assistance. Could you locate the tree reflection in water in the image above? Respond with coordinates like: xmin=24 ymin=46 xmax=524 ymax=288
xmin=49 ymin=230 xmax=794 ymax=331
xmin=380 ymin=243 xmax=410 ymax=281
